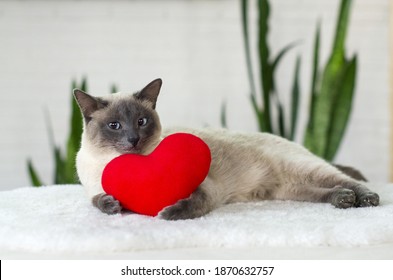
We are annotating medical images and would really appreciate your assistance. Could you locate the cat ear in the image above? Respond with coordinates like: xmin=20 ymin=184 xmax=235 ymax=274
xmin=135 ymin=78 xmax=162 ymax=109
xmin=73 ymin=89 xmax=107 ymax=119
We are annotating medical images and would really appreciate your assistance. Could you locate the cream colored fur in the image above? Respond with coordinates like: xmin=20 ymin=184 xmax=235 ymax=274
xmin=76 ymin=135 xmax=120 ymax=198
xmin=164 ymin=127 xmax=356 ymax=207
xmin=74 ymin=80 xmax=378 ymax=218
xmin=77 ymin=124 xmax=355 ymax=203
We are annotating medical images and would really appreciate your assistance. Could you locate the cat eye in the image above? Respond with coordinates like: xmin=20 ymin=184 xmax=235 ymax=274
xmin=108 ymin=121 xmax=121 ymax=130
xmin=138 ymin=117 xmax=148 ymax=127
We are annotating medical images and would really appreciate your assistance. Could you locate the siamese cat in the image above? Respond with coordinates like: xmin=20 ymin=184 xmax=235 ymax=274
xmin=74 ymin=78 xmax=379 ymax=220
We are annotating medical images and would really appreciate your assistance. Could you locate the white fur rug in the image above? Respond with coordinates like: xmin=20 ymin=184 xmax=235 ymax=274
xmin=1 ymin=184 xmax=393 ymax=254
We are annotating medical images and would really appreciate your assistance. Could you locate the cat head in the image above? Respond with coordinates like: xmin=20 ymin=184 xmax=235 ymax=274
xmin=74 ymin=78 xmax=162 ymax=155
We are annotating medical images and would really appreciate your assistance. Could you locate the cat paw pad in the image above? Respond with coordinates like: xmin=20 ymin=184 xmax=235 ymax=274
xmin=158 ymin=199 xmax=200 ymax=221
xmin=98 ymin=194 xmax=122 ymax=215
xmin=331 ymin=188 xmax=356 ymax=209
xmin=357 ymin=192 xmax=379 ymax=207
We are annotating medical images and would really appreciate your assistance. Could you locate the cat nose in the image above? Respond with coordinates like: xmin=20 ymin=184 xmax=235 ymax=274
xmin=127 ymin=136 xmax=140 ymax=147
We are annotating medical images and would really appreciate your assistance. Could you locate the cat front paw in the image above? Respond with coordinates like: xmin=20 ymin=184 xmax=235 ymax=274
xmin=158 ymin=188 xmax=212 ymax=220
xmin=158 ymin=199 xmax=203 ymax=221
xmin=356 ymin=192 xmax=379 ymax=207
xmin=93 ymin=193 xmax=122 ymax=215
xmin=159 ymin=200 xmax=191 ymax=220
xmin=330 ymin=188 xmax=356 ymax=209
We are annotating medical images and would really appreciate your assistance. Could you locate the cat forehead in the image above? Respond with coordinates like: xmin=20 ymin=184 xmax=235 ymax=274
xmin=103 ymin=92 xmax=133 ymax=103
xmin=94 ymin=93 xmax=151 ymax=119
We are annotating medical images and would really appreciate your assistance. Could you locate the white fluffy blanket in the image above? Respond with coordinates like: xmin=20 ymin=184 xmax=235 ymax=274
xmin=1 ymin=184 xmax=393 ymax=254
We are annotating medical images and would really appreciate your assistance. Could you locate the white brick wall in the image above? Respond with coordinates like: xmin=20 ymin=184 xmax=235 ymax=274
xmin=0 ymin=0 xmax=390 ymax=190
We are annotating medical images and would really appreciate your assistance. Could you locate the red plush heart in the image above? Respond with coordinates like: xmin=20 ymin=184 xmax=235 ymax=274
xmin=102 ymin=133 xmax=211 ymax=216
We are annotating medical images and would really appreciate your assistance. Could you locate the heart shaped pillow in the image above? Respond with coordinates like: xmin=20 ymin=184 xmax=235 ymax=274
xmin=102 ymin=133 xmax=211 ymax=216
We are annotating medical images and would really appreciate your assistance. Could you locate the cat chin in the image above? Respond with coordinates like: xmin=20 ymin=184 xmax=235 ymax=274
xmin=118 ymin=147 xmax=140 ymax=155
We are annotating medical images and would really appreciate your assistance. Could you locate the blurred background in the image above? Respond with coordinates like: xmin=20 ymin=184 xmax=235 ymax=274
xmin=0 ymin=0 xmax=390 ymax=190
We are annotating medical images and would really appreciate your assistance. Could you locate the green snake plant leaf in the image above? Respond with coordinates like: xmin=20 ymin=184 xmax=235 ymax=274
xmin=27 ymin=78 xmax=88 ymax=185
xmin=270 ymin=41 xmax=300 ymax=94
xmin=257 ymin=0 xmax=273 ymax=133
xmin=27 ymin=159 xmax=44 ymax=187
xmin=250 ymin=93 xmax=267 ymax=132
xmin=220 ymin=100 xmax=228 ymax=129
xmin=242 ymin=0 xmax=271 ymax=132
xmin=271 ymin=42 xmax=299 ymax=138
xmin=305 ymin=0 xmax=353 ymax=158
xmin=311 ymin=21 xmax=321 ymax=96
xmin=243 ymin=0 xmax=298 ymax=135
xmin=276 ymin=98 xmax=286 ymax=137
xmin=111 ymin=84 xmax=118 ymax=94
xmin=309 ymin=58 xmax=346 ymax=158
xmin=304 ymin=22 xmax=321 ymax=151
xmin=44 ymin=107 xmax=66 ymax=184
xmin=324 ymin=55 xmax=357 ymax=161
xmin=331 ymin=0 xmax=352 ymax=60
xmin=271 ymin=42 xmax=299 ymax=75
xmin=54 ymin=146 xmax=66 ymax=184
xmin=65 ymin=78 xmax=86 ymax=183
xmin=289 ymin=56 xmax=301 ymax=140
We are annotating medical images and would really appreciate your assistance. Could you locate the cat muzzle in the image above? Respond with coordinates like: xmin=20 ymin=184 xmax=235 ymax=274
xmin=127 ymin=136 xmax=140 ymax=148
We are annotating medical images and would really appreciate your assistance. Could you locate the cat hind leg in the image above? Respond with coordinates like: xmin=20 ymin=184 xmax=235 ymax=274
xmin=296 ymin=164 xmax=380 ymax=208
xmin=339 ymin=183 xmax=380 ymax=207
xmin=315 ymin=183 xmax=379 ymax=208
xmin=277 ymin=183 xmax=379 ymax=209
